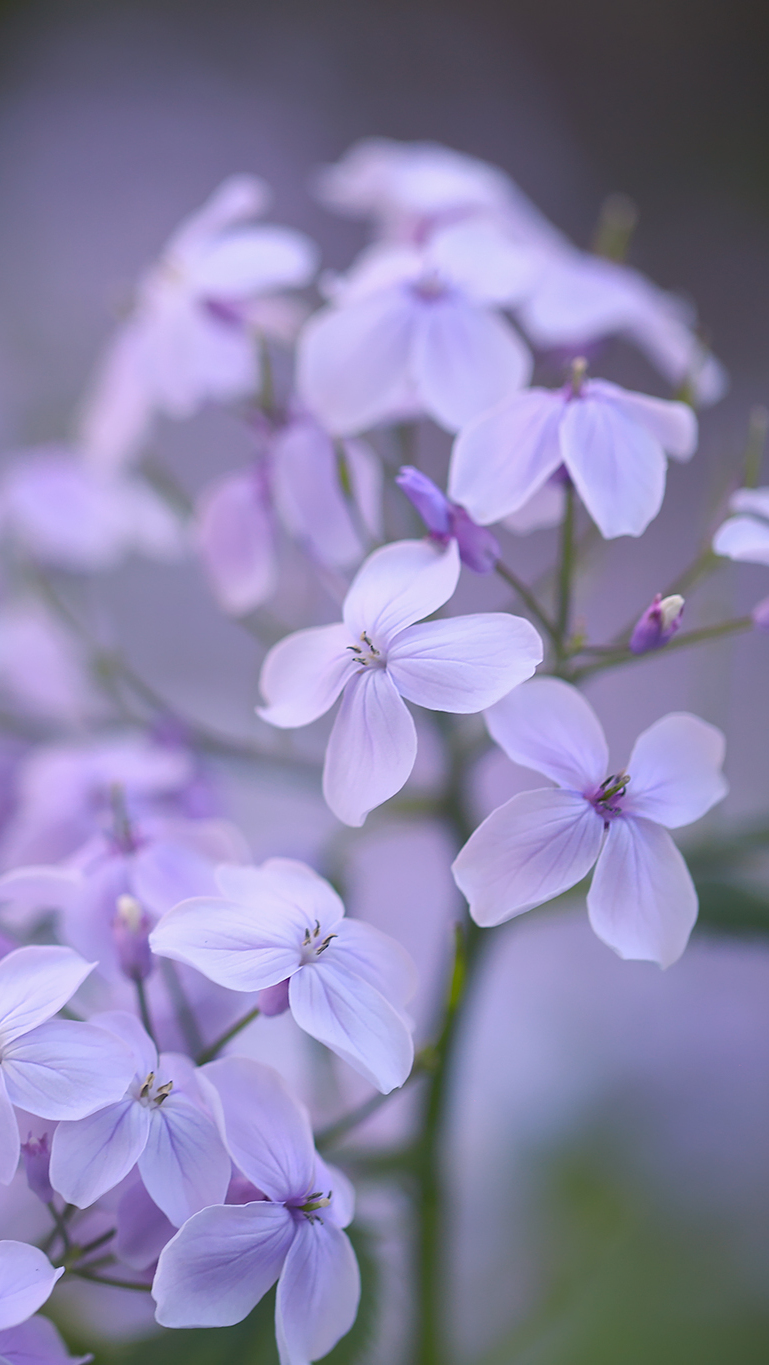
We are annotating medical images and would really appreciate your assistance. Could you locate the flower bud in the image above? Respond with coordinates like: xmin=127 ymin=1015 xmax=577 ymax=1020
xmin=395 ymin=466 xmax=452 ymax=537
xmin=257 ymin=978 xmax=290 ymax=1016
xmin=629 ymin=594 xmax=684 ymax=654
xmin=113 ymin=893 xmax=153 ymax=983
xmin=21 ymin=1132 xmax=54 ymax=1204
xmin=396 ymin=466 xmax=499 ymax=572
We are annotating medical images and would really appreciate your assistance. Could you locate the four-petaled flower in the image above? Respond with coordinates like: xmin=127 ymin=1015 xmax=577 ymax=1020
xmin=452 ymin=678 xmax=728 ymax=967
xmin=257 ymin=538 xmax=543 ymax=826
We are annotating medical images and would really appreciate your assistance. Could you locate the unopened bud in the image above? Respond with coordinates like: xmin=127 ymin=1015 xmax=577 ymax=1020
xmin=21 ymin=1132 xmax=54 ymax=1204
xmin=396 ymin=467 xmax=499 ymax=573
xmin=257 ymin=978 xmax=290 ymax=1017
xmin=629 ymin=594 xmax=684 ymax=654
xmin=113 ymin=894 xmax=153 ymax=982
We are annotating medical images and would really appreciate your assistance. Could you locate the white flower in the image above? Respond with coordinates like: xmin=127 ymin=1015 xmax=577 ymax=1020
xmin=452 ymin=678 xmax=728 ymax=967
xmin=712 ymin=487 xmax=769 ymax=565
xmin=258 ymin=539 xmax=542 ymax=826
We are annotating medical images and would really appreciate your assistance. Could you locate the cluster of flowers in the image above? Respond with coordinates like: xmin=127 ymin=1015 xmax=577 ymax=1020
xmin=0 ymin=137 xmax=760 ymax=1363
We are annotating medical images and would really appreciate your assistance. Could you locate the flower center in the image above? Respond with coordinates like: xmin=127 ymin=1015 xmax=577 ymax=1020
xmin=589 ymin=771 xmax=630 ymax=824
xmin=411 ymin=268 xmax=450 ymax=302
xmin=138 ymin=1071 xmax=173 ymax=1108
xmin=299 ymin=920 xmax=337 ymax=966
xmin=346 ymin=631 xmax=385 ymax=670
xmin=297 ymin=1189 xmax=333 ymax=1224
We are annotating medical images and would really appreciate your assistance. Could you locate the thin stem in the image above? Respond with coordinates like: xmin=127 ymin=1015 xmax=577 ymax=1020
xmin=74 ymin=1228 xmax=116 ymax=1260
xmin=134 ymin=977 xmax=157 ymax=1047
xmin=555 ymin=480 xmax=576 ymax=665
xmin=494 ymin=561 xmax=559 ymax=644
xmin=159 ymin=958 xmax=204 ymax=1057
xmin=69 ymin=1269 xmax=152 ymax=1293
xmin=46 ymin=1201 xmax=72 ymax=1253
xmin=196 ymin=1006 xmax=260 ymax=1066
xmin=571 ymin=615 xmax=753 ymax=681
xmin=316 ymin=1054 xmax=433 ymax=1151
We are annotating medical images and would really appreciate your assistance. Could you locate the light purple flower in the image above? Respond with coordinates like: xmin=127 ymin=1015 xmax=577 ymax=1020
xmin=0 ymin=601 xmax=97 ymax=725
xmin=395 ymin=466 xmax=499 ymax=572
xmin=629 ymin=593 xmax=685 ymax=654
xmin=712 ymin=487 xmax=769 ymax=565
xmin=450 ymin=375 xmax=698 ymax=539
xmin=20 ymin=1133 xmax=54 ymax=1204
xmin=257 ymin=539 xmax=543 ymax=825
xmin=150 ymin=857 xmax=416 ymax=1093
xmin=0 ymin=1242 xmax=63 ymax=1331
xmin=296 ymin=219 xmax=537 ymax=435
xmin=78 ymin=175 xmax=319 ymax=472
xmin=195 ymin=412 xmax=381 ymax=616
xmin=452 ymin=678 xmax=728 ymax=967
xmin=50 ymin=1010 xmax=230 ymax=1225
xmin=152 ymin=1055 xmax=360 ymax=1365
xmin=0 ymin=946 xmax=135 ymax=1183
xmin=0 ymin=1314 xmax=92 ymax=1365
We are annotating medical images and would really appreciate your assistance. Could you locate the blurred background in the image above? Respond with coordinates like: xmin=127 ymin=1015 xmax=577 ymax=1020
xmin=0 ymin=2 xmax=768 ymax=1362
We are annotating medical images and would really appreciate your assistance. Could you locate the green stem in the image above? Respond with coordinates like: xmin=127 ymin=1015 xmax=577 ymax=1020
xmin=316 ymin=1054 xmax=433 ymax=1152
xmin=555 ymin=481 xmax=576 ymax=668
xmin=69 ymin=1269 xmax=152 ymax=1293
xmin=494 ymin=562 xmax=559 ymax=645
xmin=46 ymin=1201 xmax=72 ymax=1254
xmin=571 ymin=615 xmax=753 ymax=681
xmin=196 ymin=1006 xmax=260 ymax=1065
xmin=134 ymin=977 xmax=157 ymax=1047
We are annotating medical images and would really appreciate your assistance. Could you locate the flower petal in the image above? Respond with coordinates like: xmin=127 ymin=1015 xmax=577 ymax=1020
xmin=713 ymin=514 xmax=769 ymax=565
xmin=590 ymin=379 xmax=698 ymax=461
xmin=0 ymin=1076 xmax=19 ymax=1186
xmin=624 ymin=713 xmax=728 ymax=828
xmin=152 ymin=1201 xmax=295 ymax=1328
xmin=322 ymin=670 xmax=417 ymax=827
xmin=0 ymin=946 xmax=94 ymax=1045
xmin=149 ymin=896 xmax=302 ymax=993
xmin=201 ymin=1055 xmax=315 ymax=1202
xmin=312 ymin=1156 xmax=356 ymax=1229
xmin=1 ymin=1020 xmax=135 ymax=1120
xmin=448 ymin=388 xmax=565 ymax=525
xmin=587 ymin=816 xmax=698 ymax=968
xmin=561 ymin=394 xmax=667 ymax=539
xmin=251 ymin=858 xmax=346 ymax=931
xmin=140 ymin=1095 xmax=231 ymax=1226
xmin=413 ymin=297 xmax=532 ymax=432
xmin=485 ymin=677 xmax=609 ymax=790
xmin=49 ymin=1100 xmax=149 ymax=1208
xmin=276 ymin=1218 xmax=360 ymax=1365
xmin=343 ymin=537 xmax=460 ymax=642
xmin=271 ymin=419 xmax=370 ymax=569
xmin=195 ymin=470 xmax=278 ymax=616
xmin=289 ymin=959 xmax=414 ymax=1093
xmin=332 ymin=918 xmax=417 ymax=1008
xmin=117 ymin=1179 xmax=176 ymax=1270
xmin=257 ymin=623 xmax=353 ymax=728
xmin=452 ymin=787 xmax=603 ymax=927
xmin=192 ymin=226 xmax=318 ymax=296
xmin=296 ymin=291 xmax=416 ymax=436
xmin=428 ymin=220 xmax=539 ymax=305
xmin=0 ymin=1243 xmax=63 ymax=1330
xmin=387 ymin=613 xmax=542 ymax=713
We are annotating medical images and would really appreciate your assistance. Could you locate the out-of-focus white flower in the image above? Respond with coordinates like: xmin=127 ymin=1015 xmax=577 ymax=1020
xmin=712 ymin=487 xmax=769 ymax=565
xmin=0 ymin=601 xmax=98 ymax=724
xmin=78 ymin=175 xmax=319 ymax=471
xmin=297 ymin=219 xmax=537 ymax=435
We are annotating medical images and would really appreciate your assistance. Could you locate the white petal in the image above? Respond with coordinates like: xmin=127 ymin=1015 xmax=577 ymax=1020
xmin=258 ymin=623 xmax=353 ymax=728
xmin=270 ymin=419 xmax=363 ymax=567
xmin=77 ymin=323 xmax=155 ymax=473
xmin=590 ymin=379 xmax=698 ymax=460
xmin=387 ymin=613 xmax=542 ymax=713
xmin=49 ymin=1100 xmax=149 ymax=1208
xmin=322 ymin=671 xmax=417 ymax=827
xmin=91 ymin=1009 xmax=158 ymax=1076
xmin=343 ymin=537 xmax=459 ymax=642
xmin=167 ymin=175 xmax=271 ymax=259
xmin=276 ymin=1218 xmax=360 ymax=1365
xmin=192 ymin=226 xmax=318 ymax=296
xmin=140 ymin=1095 xmax=231 ymax=1226
xmin=296 ymin=292 xmax=417 ymax=436
xmin=624 ymin=713 xmax=728 ymax=828
xmin=485 ymin=676 xmax=608 ymax=790
xmin=452 ymin=787 xmax=603 ymax=927
xmin=0 ymin=1243 xmax=63 ymax=1330
xmin=0 ymin=1076 xmax=19 ymax=1186
xmin=448 ymin=388 xmax=565 ymax=525
xmin=1 ymin=1020 xmax=135 ymax=1119
xmin=289 ymin=959 xmax=414 ymax=1093
xmin=332 ymin=918 xmax=417 ymax=1009
xmin=427 ymin=220 xmax=540 ymax=305
xmin=413 ymin=298 xmax=532 ymax=432
xmin=561 ymin=395 xmax=667 ymax=539
xmin=253 ymin=859 xmax=346 ymax=932
xmin=312 ymin=1156 xmax=356 ymax=1229
xmin=195 ymin=471 xmax=277 ymax=616
xmin=0 ymin=946 xmax=94 ymax=1044
xmin=202 ymin=1056 xmax=315 ymax=1201
xmin=713 ymin=514 xmax=769 ymax=565
xmin=587 ymin=816 xmax=698 ymax=967
xmin=729 ymin=487 xmax=769 ymax=518
xmin=149 ymin=895 xmax=302 ymax=992
xmin=153 ymin=1201 xmax=295 ymax=1328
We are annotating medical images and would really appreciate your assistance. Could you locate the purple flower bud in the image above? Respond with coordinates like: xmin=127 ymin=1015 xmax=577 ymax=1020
xmin=257 ymin=978 xmax=290 ymax=1016
xmin=396 ymin=466 xmax=499 ymax=572
xmin=629 ymin=594 xmax=685 ymax=654
xmin=113 ymin=894 xmax=153 ymax=982
xmin=21 ymin=1132 xmax=54 ymax=1204
xmin=752 ymin=594 xmax=769 ymax=631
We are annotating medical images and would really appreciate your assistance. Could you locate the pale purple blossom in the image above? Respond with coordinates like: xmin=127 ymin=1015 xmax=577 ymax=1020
xmin=150 ymin=857 xmax=416 ymax=1093
xmin=152 ymin=1055 xmax=360 ymax=1365
xmin=257 ymin=539 xmax=543 ymax=825
xmin=50 ymin=1010 xmax=230 ymax=1225
xmin=712 ymin=487 xmax=769 ymax=565
xmin=78 ymin=175 xmax=319 ymax=472
xmin=0 ymin=1242 xmax=63 ymax=1330
xmin=452 ymin=678 xmax=728 ymax=967
xmin=296 ymin=219 xmax=537 ymax=435
xmin=0 ymin=1314 xmax=92 ymax=1365
xmin=0 ymin=602 xmax=98 ymax=725
xmin=629 ymin=593 xmax=685 ymax=653
xmin=450 ymin=375 xmax=698 ymax=539
xmin=395 ymin=466 xmax=499 ymax=572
